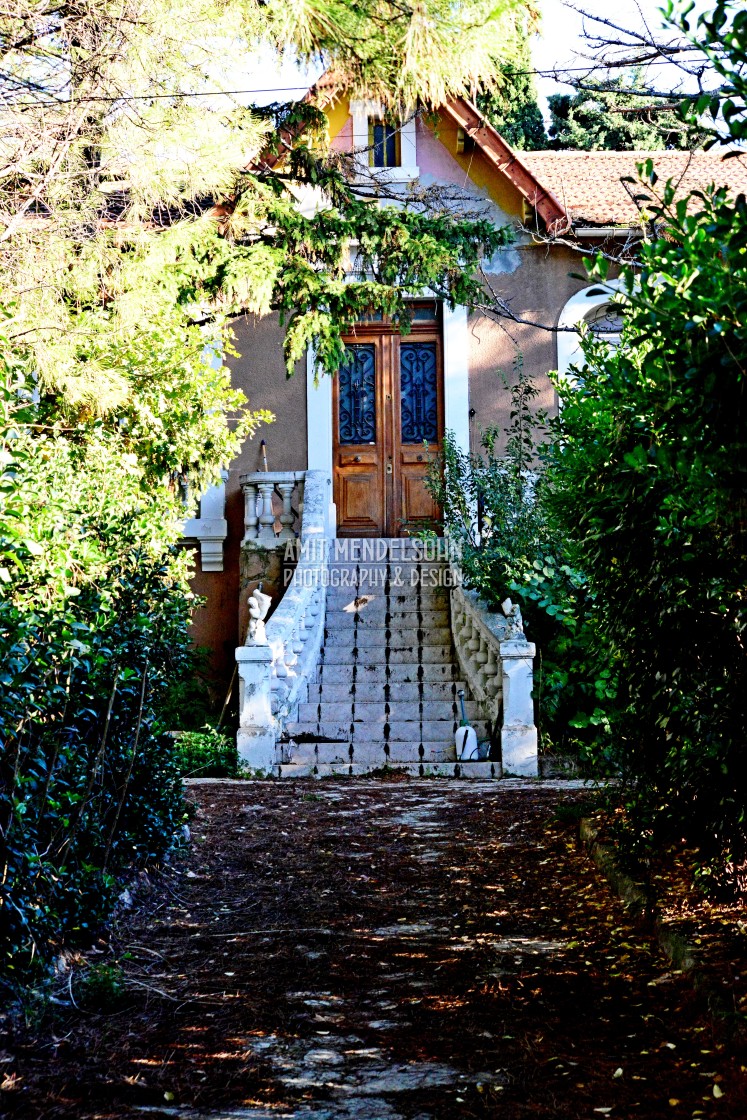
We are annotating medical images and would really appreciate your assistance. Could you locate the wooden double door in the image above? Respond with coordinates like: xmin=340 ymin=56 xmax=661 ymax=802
xmin=333 ymin=311 xmax=443 ymax=537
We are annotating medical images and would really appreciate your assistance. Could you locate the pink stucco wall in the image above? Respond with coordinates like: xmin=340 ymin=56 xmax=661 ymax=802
xmin=415 ymin=118 xmax=470 ymax=185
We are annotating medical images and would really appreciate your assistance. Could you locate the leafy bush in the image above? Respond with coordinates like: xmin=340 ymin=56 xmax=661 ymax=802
xmin=548 ymin=174 xmax=747 ymax=882
xmin=427 ymin=364 xmax=619 ymax=763
xmin=0 ymin=356 xmax=197 ymax=992
xmin=75 ymin=963 xmax=127 ymax=1011
xmin=175 ymin=727 xmax=239 ymax=778
xmin=159 ymin=648 xmax=220 ymax=733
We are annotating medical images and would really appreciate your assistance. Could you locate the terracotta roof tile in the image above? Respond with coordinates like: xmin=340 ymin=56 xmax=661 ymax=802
xmin=519 ymin=150 xmax=747 ymax=226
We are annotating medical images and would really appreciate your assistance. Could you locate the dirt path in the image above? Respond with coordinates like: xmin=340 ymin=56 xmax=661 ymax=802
xmin=5 ymin=779 xmax=745 ymax=1119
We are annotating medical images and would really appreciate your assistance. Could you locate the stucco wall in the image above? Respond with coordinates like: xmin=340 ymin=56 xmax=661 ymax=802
xmin=417 ymin=116 xmax=524 ymax=221
xmin=467 ymin=244 xmax=592 ymax=450
xmin=188 ymin=312 xmax=307 ymax=690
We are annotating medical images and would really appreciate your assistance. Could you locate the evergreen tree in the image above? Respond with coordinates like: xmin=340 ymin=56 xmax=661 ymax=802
xmin=548 ymin=73 xmax=709 ymax=150
xmin=477 ymin=26 xmax=547 ymax=149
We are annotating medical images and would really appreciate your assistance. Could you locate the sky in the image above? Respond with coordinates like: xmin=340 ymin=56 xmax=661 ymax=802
xmin=533 ymin=0 xmax=674 ymax=109
xmin=243 ymin=0 xmax=699 ymax=113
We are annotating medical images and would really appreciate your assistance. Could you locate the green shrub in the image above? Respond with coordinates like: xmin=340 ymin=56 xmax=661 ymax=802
xmin=175 ymin=727 xmax=239 ymax=778
xmin=160 ymin=649 xmax=219 ymax=732
xmin=548 ymin=181 xmax=747 ymax=881
xmin=541 ymin=1 xmax=747 ymax=882
xmin=75 ymin=963 xmax=127 ymax=1011
xmin=0 ymin=361 xmax=193 ymax=993
xmin=426 ymin=363 xmax=619 ymax=763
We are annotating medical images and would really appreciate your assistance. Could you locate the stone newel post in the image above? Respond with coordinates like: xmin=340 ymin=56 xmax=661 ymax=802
xmin=235 ymin=646 xmax=275 ymax=771
xmin=500 ymin=639 xmax=538 ymax=776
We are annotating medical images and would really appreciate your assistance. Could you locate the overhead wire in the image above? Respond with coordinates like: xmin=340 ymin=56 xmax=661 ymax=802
xmin=0 ymin=56 xmax=713 ymax=110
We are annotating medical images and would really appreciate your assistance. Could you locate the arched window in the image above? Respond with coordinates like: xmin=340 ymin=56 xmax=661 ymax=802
xmin=556 ymin=280 xmax=625 ymax=384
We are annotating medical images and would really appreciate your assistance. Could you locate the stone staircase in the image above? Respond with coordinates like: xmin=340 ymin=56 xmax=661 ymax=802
xmin=280 ymin=540 xmax=501 ymax=778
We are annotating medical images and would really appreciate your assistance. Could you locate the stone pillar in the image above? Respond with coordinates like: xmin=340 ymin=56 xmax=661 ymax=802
xmin=236 ymin=645 xmax=276 ymax=772
xmin=500 ymin=640 xmax=538 ymax=777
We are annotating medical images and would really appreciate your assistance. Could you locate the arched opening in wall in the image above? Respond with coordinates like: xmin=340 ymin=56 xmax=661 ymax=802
xmin=556 ymin=281 xmax=626 ymax=384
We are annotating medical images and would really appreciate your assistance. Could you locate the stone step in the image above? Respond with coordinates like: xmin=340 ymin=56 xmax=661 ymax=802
xmin=276 ymin=760 xmax=501 ymax=779
xmin=285 ymin=741 xmax=468 ymax=765
xmin=323 ymin=627 xmax=453 ymax=649
xmin=324 ymin=609 xmax=449 ymax=628
xmin=305 ymin=681 xmax=468 ymax=703
xmin=286 ymin=720 xmax=490 ymax=743
xmin=297 ymin=700 xmax=483 ymax=724
xmin=285 ymin=741 xmax=351 ymax=764
xmin=323 ymin=597 xmax=452 ymax=618
xmin=322 ymin=645 xmax=454 ymax=665
xmin=318 ymin=662 xmax=462 ymax=684
xmin=324 ymin=588 xmax=450 ymax=609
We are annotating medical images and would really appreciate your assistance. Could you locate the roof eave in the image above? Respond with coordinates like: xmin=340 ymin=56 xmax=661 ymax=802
xmin=439 ymin=98 xmax=570 ymax=236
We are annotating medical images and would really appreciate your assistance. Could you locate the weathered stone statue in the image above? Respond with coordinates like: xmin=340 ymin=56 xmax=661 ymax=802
xmin=501 ymin=597 xmax=525 ymax=641
xmin=247 ymin=586 xmax=272 ymax=646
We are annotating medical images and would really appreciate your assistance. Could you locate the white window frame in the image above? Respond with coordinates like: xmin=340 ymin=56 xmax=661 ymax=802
xmin=349 ymin=99 xmax=419 ymax=183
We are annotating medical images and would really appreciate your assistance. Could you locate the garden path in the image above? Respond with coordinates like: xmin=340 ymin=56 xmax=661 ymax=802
xmin=7 ymin=779 xmax=744 ymax=1119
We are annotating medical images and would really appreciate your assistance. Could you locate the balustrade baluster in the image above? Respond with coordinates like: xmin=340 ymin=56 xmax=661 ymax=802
xmin=257 ymin=481 xmax=276 ymax=543
xmin=483 ymin=644 xmax=499 ymax=694
xmin=277 ymin=481 xmax=296 ymax=541
xmin=243 ymin=482 xmax=259 ymax=541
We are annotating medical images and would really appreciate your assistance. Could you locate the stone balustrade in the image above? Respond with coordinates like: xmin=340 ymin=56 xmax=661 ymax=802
xmin=240 ymin=470 xmax=305 ymax=544
xmin=450 ymin=576 xmax=538 ymax=777
xmin=236 ymin=470 xmax=330 ymax=771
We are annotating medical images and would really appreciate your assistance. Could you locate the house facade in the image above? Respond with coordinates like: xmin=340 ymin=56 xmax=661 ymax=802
xmin=183 ymin=91 xmax=746 ymax=706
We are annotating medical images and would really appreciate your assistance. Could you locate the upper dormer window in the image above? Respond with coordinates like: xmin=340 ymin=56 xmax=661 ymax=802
xmin=369 ymin=119 xmax=400 ymax=168
xmin=350 ymin=100 xmax=418 ymax=181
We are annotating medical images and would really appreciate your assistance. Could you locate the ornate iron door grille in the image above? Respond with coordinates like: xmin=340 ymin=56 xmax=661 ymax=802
xmin=400 ymin=343 xmax=438 ymax=443
xmin=338 ymin=344 xmax=376 ymax=444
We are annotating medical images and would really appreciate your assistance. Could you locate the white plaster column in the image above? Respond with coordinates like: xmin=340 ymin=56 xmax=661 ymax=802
xmin=350 ymin=99 xmax=379 ymax=161
xmin=236 ymin=645 xmax=276 ymax=771
xmin=277 ymin=480 xmax=296 ymax=541
xmin=242 ymin=481 xmax=259 ymax=542
xmin=257 ymin=480 xmax=276 ymax=543
xmin=306 ymin=349 xmax=337 ymax=537
xmin=182 ymin=472 xmax=228 ymax=572
xmin=442 ymin=304 xmax=470 ymax=456
xmin=500 ymin=639 xmax=538 ymax=777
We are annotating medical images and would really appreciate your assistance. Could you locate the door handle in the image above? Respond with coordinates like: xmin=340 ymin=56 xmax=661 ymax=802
xmin=386 ymin=464 xmax=393 ymax=475
xmin=353 ymin=455 xmax=361 ymax=462
xmin=417 ymin=454 xmax=423 ymax=462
